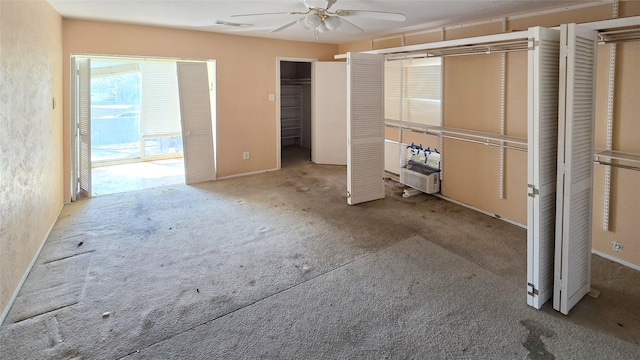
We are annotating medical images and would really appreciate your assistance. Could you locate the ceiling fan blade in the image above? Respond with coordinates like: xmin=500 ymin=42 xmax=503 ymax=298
xmin=271 ymin=20 xmax=299 ymax=33
xmin=337 ymin=10 xmax=406 ymax=22
xmin=231 ymin=11 xmax=305 ymax=18
xmin=337 ymin=18 xmax=364 ymax=33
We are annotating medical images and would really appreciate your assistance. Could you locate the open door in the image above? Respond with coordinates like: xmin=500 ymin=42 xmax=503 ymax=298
xmin=554 ymin=23 xmax=598 ymax=315
xmin=346 ymin=52 xmax=385 ymax=205
xmin=77 ymin=58 xmax=92 ymax=198
xmin=177 ymin=62 xmax=215 ymax=185
xmin=526 ymin=27 xmax=561 ymax=309
xmin=312 ymin=61 xmax=347 ymax=165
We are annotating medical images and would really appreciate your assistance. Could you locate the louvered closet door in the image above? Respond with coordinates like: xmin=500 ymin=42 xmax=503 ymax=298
xmin=527 ymin=27 xmax=560 ymax=309
xmin=554 ymin=24 xmax=598 ymax=315
xmin=177 ymin=62 xmax=215 ymax=184
xmin=77 ymin=58 xmax=92 ymax=197
xmin=346 ymin=52 xmax=385 ymax=205
xmin=312 ymin=61 xmax=347 ymax=165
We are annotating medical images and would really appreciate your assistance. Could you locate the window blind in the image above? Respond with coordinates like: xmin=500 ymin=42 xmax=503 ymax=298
xmin=140 ymin=62 xmax=182 ymax=137
xmin=385 ymin=58 xmax=442 ymax=126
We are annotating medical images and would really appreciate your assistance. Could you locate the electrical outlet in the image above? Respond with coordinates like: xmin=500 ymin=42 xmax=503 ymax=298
xmin=243 ymin=152 xmax=250 ymax=160
xmin=268 ymin=93 xmax=275 ymax=101
xmin=611 ymin=241 xmax=623 ymax=252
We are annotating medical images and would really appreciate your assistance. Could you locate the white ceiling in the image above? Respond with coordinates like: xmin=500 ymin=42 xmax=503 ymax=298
xmin=47 ymin=0 xmax=594 ymax=44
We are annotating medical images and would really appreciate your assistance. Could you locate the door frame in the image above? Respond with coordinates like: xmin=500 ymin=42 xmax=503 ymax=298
xmin=68 ymin=54 xmax=217 ymax=201
xmin=276 ymin=57 xmax=317 ymax=170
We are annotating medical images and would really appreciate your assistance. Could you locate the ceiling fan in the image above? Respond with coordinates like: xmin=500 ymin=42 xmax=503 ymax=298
xmin=231 ymin=0 xmax=407 ymax=38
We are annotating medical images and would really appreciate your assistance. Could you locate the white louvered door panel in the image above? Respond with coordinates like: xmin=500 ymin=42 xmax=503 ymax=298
xmin=78 ymin=58 xmax=92 ymax=197
xmin=347 ymin=52 xmax=385 ymax=205
xmin=177 ymin=62 xmax=215 ymax=185
xmin=527 ymin=27 xmax=560 ymax=309
xmin=554 ymin=24 xmax=598 ymax=315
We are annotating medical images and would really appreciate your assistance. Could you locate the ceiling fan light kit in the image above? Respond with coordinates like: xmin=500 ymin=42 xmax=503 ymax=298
xmin=324 ymin=16 xmax=342 ymax=30
xmin=305 ymin=13 xmax=322 ymax=28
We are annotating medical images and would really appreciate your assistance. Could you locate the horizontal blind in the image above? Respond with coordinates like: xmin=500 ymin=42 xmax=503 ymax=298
xmin=384 ymin=60 xmax=402 ymax=121
xmin=140 ymin=62 xmax=182 ymax=137
xmin=403 ymin=58 xmax=442 ymax=125
xmin=384 ymin=58 xmax=442 ymax=126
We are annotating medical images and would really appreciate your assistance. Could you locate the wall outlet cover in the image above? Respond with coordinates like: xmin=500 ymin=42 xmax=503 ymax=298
xmin=243 ymin=152 xmax=250 ymax=160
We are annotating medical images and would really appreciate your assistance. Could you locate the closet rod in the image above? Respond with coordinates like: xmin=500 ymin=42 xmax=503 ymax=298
xmin=594 ymin=161 xmax=640 ymax=172
xmin=385 ymin=123 xmax=527 ymax=152
xmin=385 ymin=47 xmax=527 ymax=61
xmin=439 ymin=134 xmax=527 ymax=151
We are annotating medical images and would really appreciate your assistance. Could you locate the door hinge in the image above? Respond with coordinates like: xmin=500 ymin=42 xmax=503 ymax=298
xmin=561 ymin=45 xmax=570 ymax=58
xmin=527 ymin=184 xmax=539 ymax=198
xmin=527 ymin=282 xmax=539 ymax=297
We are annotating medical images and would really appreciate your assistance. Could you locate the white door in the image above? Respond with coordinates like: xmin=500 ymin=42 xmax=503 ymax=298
xmin=176 ymin=62 xmax=216 ymax=185
xmin=77 ymin=58 xmax=92 ymax=198
xmin=346 ymin=52 xmax=385 ymax=205
xmin=554 ymin=23 xmax=598 ymax=315
xmin=526 ymin=27 xmax=561 ymax=309
xmin=312 ymin=61 xmax=347 ymax=165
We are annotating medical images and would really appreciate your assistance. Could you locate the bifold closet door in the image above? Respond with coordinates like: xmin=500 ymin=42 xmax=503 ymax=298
xmin=312 ymin=61 xmax=347 ymax=165
xmin=77 ymin=57 xmax=92 ymax=198
xmin=554 ymin=23 xmax=598 ymax=315
xmin=527 ymin=27 xmax=561 ymax=309
xmin=346 ymin=52 xmax=385 ymax=205
xmin=177 ymin=62 xmax=216 ymax=185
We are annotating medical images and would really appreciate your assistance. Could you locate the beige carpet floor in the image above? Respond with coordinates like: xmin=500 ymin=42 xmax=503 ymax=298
xmin=1 ymin=147 xmax=639 ymax=359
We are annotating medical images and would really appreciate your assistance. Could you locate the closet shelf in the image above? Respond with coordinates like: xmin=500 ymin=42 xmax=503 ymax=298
xmin=281 ymin=78 xmax=311 ymax=85
xmin=385 ymin=120 xmax=528 ymax=151
xmin=594 ymin=149 xmax=640 ymax=171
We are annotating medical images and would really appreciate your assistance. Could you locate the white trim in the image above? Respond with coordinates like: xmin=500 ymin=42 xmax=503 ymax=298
xmin=216 ymin=168 xmax=278 ymax=180
xmin=69 ymin=56 xmax=77 ymax=204
xmin=592 ymin=249 xmax=640 ymax=272
xmin=276 ymin=57 xmax=317 ymax=170
xmin=0 ymin=205 xmax=64 ymax=326
xmin=433 ymin=194 xmax=527 ymax=229
xmin=70 ymin=53 xmax=217 ymax=63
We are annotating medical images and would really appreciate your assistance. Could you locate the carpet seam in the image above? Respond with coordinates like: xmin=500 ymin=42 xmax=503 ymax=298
xmin=116 ymin=235 xmax=418 ymax=359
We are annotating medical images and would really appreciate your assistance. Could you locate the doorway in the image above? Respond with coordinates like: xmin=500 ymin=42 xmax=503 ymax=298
xmin=70 ymin=56 xmax=216 ymax=200
xmin=278 ymin=59 xmax=314 ymax=168
xmin=89 ymin=57 xmax=185 ymax=196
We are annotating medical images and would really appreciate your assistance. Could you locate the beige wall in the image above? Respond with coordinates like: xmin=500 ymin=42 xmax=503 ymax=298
xmin=0 ymin=0 xmax=64 ymax=322
xmin=62 ymin=20 xmax=339 ymax=201
xmin=340 ymin=2 xmax=640 ymax=267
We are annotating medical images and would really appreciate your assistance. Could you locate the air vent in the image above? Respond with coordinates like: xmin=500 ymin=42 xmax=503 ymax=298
xmin=213 ymin=20 xmax=252 ymax=27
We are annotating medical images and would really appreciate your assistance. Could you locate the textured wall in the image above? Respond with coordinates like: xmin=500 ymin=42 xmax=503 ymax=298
xmin=0 ymin=1 xmax=64 ymax=322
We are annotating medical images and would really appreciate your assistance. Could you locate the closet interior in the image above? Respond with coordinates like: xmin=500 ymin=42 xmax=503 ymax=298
xmin=280 ymin=61 xmax=312 ymax=164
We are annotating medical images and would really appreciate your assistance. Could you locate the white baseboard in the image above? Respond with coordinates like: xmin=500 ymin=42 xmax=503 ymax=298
xmin=433 ymin=194 xmax=527 ymax=229
xmin=0 ymin=204 xmax=63 ymax=326
xmin=592 ymin=249 xmax=640 ymax=272
xmin=217 ymin=168 xmax=278 ymax=180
